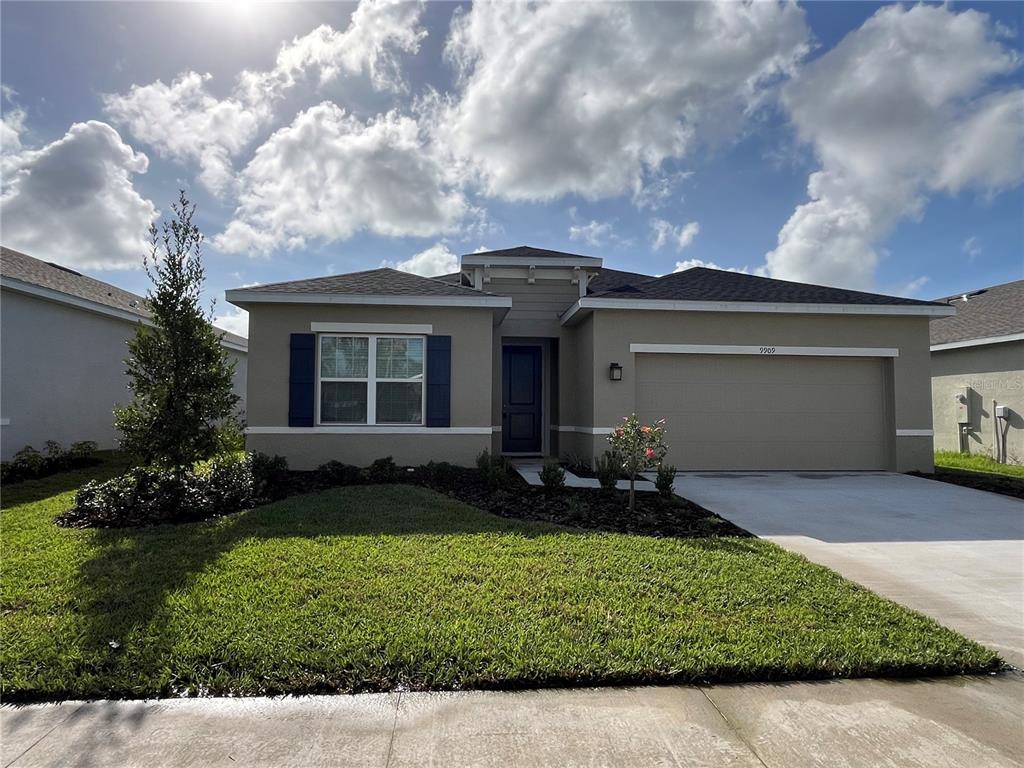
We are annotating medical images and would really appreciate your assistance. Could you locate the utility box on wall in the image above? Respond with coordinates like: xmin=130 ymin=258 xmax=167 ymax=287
xmin=955 ymin=387 xmax=971 ymax=425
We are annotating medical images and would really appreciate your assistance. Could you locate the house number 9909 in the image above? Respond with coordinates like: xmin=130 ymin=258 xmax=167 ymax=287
xmin=759 ymin=346 xmax=776 ymax=354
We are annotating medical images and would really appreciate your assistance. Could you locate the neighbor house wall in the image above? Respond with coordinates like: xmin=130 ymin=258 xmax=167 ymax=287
xmin=568 ymin=309 xmax=934 ymax=472
xmin=0 ymin=289 xmax=247 ymax=459
xmin=931 ymin=340 xmax=1024 ymax=464
xmin=244 ymin=303 xmax=494 ymax=469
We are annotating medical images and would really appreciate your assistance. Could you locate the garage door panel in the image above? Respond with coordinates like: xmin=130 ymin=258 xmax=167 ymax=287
xmin=636 ymin=354 xmax=889 ymax=470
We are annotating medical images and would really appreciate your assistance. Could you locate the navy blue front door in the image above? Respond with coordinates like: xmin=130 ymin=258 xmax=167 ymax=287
xmin=502 ymin=345 xmax=542 ymax=453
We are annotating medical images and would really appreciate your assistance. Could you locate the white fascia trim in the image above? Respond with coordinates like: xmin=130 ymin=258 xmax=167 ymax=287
xmin=461 ymin=255 xmax=602 ymax=268
xmin=930 ymin=332 xmax=1024 ymax=352
xmin=226 ymin=290 xmax=511 ymax=309
xmin=310 ymin=322 xmax=433 ymax=334
xmin=3 ymin=277 xmax=248 ymax=352
xmin=562 ymin=297 xmax=955 ymax=323
xmin=896 ymin=429 xmax=934 ymax=437
xmin=555 ymin=426 xmax=614 ymax=435
xmin=630 ymin=343 xmax=900 ymax=358
xmin=246 ymin=426 xmax=492 ymax=435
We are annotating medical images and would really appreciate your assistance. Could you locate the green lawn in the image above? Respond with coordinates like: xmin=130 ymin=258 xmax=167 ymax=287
xmin=1 ymin=459 xmax=999 ymax=700
xmin=935 ymin=450 xmax=1024 ymax=478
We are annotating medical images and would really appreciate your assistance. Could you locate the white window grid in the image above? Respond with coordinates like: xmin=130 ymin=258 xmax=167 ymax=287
xmin=316 ymin=334 xmax=426 ymax=426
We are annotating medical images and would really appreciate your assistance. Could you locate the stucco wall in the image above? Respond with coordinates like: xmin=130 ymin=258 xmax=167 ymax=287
xmin=0 ymin=289 xmax=247 ymax=460
xmin=244 ymin=303 xmax=494 ymax=468
xmin=568 ymin=309 xmax=934 ymax=472
xmin=931 ymin=341 xmax=1024 ymax=464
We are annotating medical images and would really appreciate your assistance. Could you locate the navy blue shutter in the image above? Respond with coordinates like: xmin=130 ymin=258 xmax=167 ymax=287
xmin=288 ymin=333 xmax=316 ymax=427
xmin=425 ymin=335 xmax=451 ymax=427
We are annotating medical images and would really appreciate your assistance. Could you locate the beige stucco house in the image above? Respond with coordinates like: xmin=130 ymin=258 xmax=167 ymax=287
xmin=930 ymin=280 xmax=1023 ymax=465
xmin=0 ymin=247 xmax=248 ymax=460
xmin=227 ymin=246 xmax=954 ymax=472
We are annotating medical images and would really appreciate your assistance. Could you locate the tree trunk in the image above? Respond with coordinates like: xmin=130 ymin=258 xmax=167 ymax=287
xmin=629 ymin=473 xmax=636 ymax=512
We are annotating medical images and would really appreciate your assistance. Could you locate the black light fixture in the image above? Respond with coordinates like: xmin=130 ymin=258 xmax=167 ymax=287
xmin=609 ymin=362 xmax=623 ymax=381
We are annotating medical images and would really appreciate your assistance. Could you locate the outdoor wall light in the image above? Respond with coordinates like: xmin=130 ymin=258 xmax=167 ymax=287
xmin=609 ymin=362 xmax=623 ymax=381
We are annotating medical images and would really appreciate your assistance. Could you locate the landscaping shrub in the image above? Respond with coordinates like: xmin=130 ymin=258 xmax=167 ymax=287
xmin=607 ymin=415 xmax=669 ymax=512
xmin=656 ymin=464 xmax=677 ymax=498
xmin=318 ymin=460 xmax=364 ymax=486
xmin=368 ymin=456 xmax=399 ymax=484
xmin=419 ymin=460 xmax=457 ymax=490
xmin=594 ymin=451 xmax=620 ymax=494
xmin=250 ymin=452 xmax=290 ymax=500
xmin=539 ymin=460 xmax=565 ymax=493
xmin=64 ymin=452 xmax=268 ymax=527
xmin=476 ymin=449 xmax=514 ymax=488
xmin=214 ymin=419 xmax=246 ymax=453
xmin=1 ymin=441 xmax=100 ymax=484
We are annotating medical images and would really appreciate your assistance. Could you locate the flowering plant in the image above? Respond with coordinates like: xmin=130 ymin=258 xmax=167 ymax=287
xmin=607 ymin=414 xmax=668 ymax=511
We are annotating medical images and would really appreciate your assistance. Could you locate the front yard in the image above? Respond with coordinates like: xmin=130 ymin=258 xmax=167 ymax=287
xmin=1 ymin=458 xmax=999 ymax=700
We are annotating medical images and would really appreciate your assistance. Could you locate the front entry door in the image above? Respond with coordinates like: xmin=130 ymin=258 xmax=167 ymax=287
xmin=502 ymin=345 xmax=542 ymax=454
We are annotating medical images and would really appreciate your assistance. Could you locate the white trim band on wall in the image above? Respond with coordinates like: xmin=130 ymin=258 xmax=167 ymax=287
xmin=311 ymin=322 xmax=433 ymax=334
xmin=556 ymin=426 xmax=615 ymax=435
xmin=629 ymin=343 xmax=900 ymax=358
xmin=896 ymin=429 xmax=934 ymax=437
xmin=246 ymin=426 xmax=493 ymax=435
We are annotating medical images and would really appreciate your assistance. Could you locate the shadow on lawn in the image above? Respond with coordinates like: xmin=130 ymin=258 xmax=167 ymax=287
xmin=1 ymin=453 xmax=131 ymax=509
xmin=71 ymin=484 xmax=763 ymax=692
xmin=70 ymin=486 xmax=571 ymax=680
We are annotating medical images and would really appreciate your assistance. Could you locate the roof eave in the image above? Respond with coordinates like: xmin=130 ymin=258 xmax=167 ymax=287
xmin=560 ymin=296 xmax=956 ymax=325
xmin=226 ymin=289 xmax=513 ymax=318
xmin=930 ymin=332 xmax=1024 ymax=352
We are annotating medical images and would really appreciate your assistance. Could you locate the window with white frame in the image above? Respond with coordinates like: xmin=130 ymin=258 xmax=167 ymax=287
xmin=318 ymin=335 xmax=425 ymax=425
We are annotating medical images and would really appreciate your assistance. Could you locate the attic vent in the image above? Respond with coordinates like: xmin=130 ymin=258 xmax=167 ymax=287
xmin=47 ymin=262 xmax=82 ymax=277
xmin=950 ymin=288 xmax=988 ymax=303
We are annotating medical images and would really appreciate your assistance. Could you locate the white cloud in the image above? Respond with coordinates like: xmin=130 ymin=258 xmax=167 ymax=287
xmin=237 ymin=1 xmax=426 ymax=103
xmin=898 ymin=276 xmax=930 ymax=297
xmin=213 ymin=306 xmax=249 ymax=338
xmin=1 ymin=85 xmax=25 ymax=159
xmin=0 ymin=121 xmax=157 ymax=270
xmin=104 ymin=72 xmax=260 ymax=196
xmin=962 ymin=236 xmax=982 ymax=261
xmin=383 ymin=241 xmax=459 ymax=277
xmin=651 ymin=219 xmax=700 ymax=251
xmin=673 ymin=258 xmax=748 ymax=274
xmin=438 ymin=1 xmax=808 ymax=201
xmin=569 ymin=219 xmax=614 ymax=247
xmin=632 ymin=171 xmax=694 ymax=211
xmin=104 ymin=0 xmax=426 ymax=196
xmin=215 ymin=103 xmax=468 ymax=255
xmin=765 ymin=5 xmax=1023 ymax=289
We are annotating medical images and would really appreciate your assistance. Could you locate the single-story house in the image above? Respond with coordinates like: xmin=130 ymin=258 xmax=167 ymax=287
xmin=930 ymin=279 xmax=1023 ymax=464
xmin=0 ymin=247 xmax=248 ymax=460
xmin=226 ymin=246 xmax=954 ymax=472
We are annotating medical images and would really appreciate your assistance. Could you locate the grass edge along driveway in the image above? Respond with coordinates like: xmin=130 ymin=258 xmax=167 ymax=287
xmin=1 ymin=462 xmax=1000 ymax=701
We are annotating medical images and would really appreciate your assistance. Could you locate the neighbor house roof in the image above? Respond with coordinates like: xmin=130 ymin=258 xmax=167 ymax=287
xmin=0 ymin=246 xmax=247 ymax=350
xmin=588 ymin=267 xmax=946 ymax=307
xmin=930 ymin=280 xmax=1024 ymax=349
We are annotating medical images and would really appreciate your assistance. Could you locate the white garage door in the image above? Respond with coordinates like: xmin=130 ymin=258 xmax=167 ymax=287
xmin=636 ymin=354 xmax=891 ymax=470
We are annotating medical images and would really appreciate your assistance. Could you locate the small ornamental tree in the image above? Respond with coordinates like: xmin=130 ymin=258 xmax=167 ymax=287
xmin=114 ymin=192 xmax=239 ymax=467
xmin=607 ymin=414 xmax=668 ymax=512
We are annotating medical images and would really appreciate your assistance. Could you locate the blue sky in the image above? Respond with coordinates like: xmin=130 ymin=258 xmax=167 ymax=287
xmin=1 ymin=1 xmax=1021 ymax=336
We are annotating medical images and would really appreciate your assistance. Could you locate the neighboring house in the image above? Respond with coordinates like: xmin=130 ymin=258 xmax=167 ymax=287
xmin=0 ymin=247 xmax=248 ymax=460
xmin=226 ymin=246 xmax=953 ymax=472
xmin=930 ymin=280 xmax=1024 ymax=464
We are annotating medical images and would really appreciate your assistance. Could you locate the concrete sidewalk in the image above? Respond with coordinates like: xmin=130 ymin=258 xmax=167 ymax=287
xmin=4 ymin=673 xmax=1021 ymax=767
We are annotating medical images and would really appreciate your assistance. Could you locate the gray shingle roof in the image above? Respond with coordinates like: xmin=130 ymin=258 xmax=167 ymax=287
xmin=930 ymin=280 xmax=1024 ymax=345
xmin=462 ymin=245 xmax=598 ymax=261
xmin=586 ymin=266 xmax=654 ymax=294
xmin=589 ymin=266 xmax=945 ymax=307
xmin=0 ymin=247 xmax=247 ymax=348
xmin=238 ymin=267 xmax=496 ymax=297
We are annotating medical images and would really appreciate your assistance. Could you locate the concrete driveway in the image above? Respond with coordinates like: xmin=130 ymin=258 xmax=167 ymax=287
xmin=673 ymin=472 xmax=1024 ymax=667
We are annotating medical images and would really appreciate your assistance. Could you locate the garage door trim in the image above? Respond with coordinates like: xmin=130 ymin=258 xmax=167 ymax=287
xmin=629 ymin=343 xmax=899 ymax=357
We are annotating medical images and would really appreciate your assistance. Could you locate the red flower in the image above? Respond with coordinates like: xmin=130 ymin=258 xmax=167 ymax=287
xmin=645 ymin=448 xmax=656 ymax=459
xmin=641 ymin=425 xmax=651 ymax=433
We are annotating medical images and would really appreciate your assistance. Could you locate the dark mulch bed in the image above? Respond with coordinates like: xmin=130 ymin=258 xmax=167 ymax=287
xmin=909 ymin=468 xmax=1024 ymax=500
xmin=419 ymin=468 xmax=750 ymax=539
